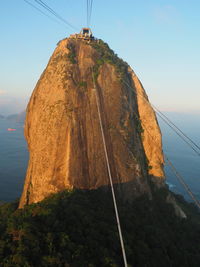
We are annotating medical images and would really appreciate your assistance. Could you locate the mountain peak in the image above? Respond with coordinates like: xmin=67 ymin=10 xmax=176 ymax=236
xmin=19 ymin=37 xmax=165 ymax=208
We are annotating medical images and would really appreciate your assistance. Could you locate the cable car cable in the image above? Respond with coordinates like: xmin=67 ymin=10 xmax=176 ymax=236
xmin=129 ymin=106 xmax=200 ymax=209
xmin=88 ymin=0 xmax=93 ymax=26
xmin=23 ymin=0 xmax=63 ymax=25
xmin=156 ymin=112 xmax=200 ymax=157
xmin=92 ymin=68 xmax=128 ymax=267
xmin=123 ymin=80 xmax=200 ymax=157
xmin=152 ymin=105 xmax=200 ymax=152
xmin=165 ymin=156 xmax=200 ymax=210
xmin=34 ymin=0 xmax=78 ymax=30
xmin=86 ymin=0 xmax=89 ymax=27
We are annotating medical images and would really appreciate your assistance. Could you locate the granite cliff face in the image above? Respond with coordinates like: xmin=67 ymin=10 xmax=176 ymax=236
xmin=19 ymin=38 xmax=165 ymax=208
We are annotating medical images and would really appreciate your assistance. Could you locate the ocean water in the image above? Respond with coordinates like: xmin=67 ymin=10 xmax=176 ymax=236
xmin=0 ymin=113 xmax=199 ymax=203
xmin=159 ymin=113 xmax=200 ymax=202
xmin=0 ymin=119 xmax=29 ymax=202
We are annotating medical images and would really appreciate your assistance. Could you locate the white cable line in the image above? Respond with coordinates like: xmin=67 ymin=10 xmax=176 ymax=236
xmin=165 ymin=156 xmax=200 ymax=209
xmin=156 ymin=112 xmax=200 ymax=157
xmin=153 ymin=106 xmax=200 ymax=152
xmin=123 ymin=80 xmax=200 ymax=157
xmin=123 ymin=80 xmax=200 ymax=208
xmin=34 ymin=0 xmax=78 ymax=30
xmin=136 ymin=113 xmax=200 ymax=209
xmin=92 ymin=68 xmax=128 ymax=267
xmin=88 ymin=0 xmax=93 ymax=26
xmin=23 ymin=0 xmax=62 ymax=25
xmin=86 ymin=0 xmax=89 ymax=27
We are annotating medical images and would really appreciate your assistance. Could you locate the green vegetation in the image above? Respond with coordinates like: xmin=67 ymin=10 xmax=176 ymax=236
xmin=78 ymin=81 xmax=87 ymax=91
xmin=67 ymin=43 xmax=77 ymax=64
xmin=0 ymin=189 xmax=200 ymax=267
xmin=135 ymin=116 xmax=144 ymax=134
xmin=91 ymin=39 xmax=129 ymax=81
xmin=0 ymin=189 xmax=200 ymax=266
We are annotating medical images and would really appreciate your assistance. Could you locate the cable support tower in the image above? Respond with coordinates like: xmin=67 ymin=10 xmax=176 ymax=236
xmin=123 ymin=80 xmax=200 ymax=157
xmin=33 ymin=0 xmax=78 ymax=30
xmin=91 ymin=68 xmax=128 ymax=267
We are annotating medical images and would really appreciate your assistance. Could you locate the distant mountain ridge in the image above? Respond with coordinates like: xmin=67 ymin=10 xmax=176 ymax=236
xmin=6 ymin=111 xmax=26 ymax=123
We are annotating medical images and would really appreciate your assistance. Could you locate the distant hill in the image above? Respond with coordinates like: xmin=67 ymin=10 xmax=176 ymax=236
xmin=6 ymin=111 xmax=26 ymax=123
xmin=0 ymin=114 xmax=4 ymax=119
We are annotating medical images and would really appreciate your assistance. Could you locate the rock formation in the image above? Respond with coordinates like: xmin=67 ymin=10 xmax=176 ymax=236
xmin=19 ymin=37 xmax=165 ymax=208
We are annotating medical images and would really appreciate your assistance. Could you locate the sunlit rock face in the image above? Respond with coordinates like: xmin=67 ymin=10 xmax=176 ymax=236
xmin=19 ymin=38 xmax=165 ymax=208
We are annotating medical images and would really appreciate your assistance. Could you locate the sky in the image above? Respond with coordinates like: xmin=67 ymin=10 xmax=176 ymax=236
xmin=0 ymin=0 xmax=200 ymax=115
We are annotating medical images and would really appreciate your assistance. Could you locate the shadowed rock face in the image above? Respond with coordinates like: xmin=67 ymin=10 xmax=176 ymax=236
xmin=19 ymin=38 xmax=165 ymax=208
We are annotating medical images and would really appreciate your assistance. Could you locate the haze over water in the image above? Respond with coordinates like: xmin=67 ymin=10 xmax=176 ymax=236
xmin=0 ymin=112 xmax=199 ymax=203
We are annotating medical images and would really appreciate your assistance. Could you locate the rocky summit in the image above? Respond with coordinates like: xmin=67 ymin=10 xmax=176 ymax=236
xmin=19 ymin=37 xmax=165 ymax=208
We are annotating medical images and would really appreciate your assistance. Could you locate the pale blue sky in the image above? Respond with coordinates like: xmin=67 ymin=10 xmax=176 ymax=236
xmin=0 ymin=0 xmax=200 ymax=115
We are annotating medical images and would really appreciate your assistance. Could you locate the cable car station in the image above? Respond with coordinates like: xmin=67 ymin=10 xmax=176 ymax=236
xmin=69 ymin=28 xmax=95 ymax=41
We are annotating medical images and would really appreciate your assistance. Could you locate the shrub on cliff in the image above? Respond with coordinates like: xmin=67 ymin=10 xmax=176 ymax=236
xmin=91 ymin=39 xmax=129 ymax=80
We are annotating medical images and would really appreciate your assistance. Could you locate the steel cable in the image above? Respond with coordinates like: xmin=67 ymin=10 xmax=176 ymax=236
xmin=23 ymin=0 xmax=63 ymax=25
xmin=92 ymin=68 xmax=128 ymax=267
xmin=34 ymin=0 xmax=78 ymax=30
xmin=123 ymin=80 xmax=200 ymax=157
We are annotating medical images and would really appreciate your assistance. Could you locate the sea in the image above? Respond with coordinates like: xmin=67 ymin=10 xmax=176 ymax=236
xmin=0 ymin=112 xmax=199 ymax=203
xmin=0 ymin=119 xmax=28 ymax=202
xmin=159 ymin=112 xmax=200 ymax=202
